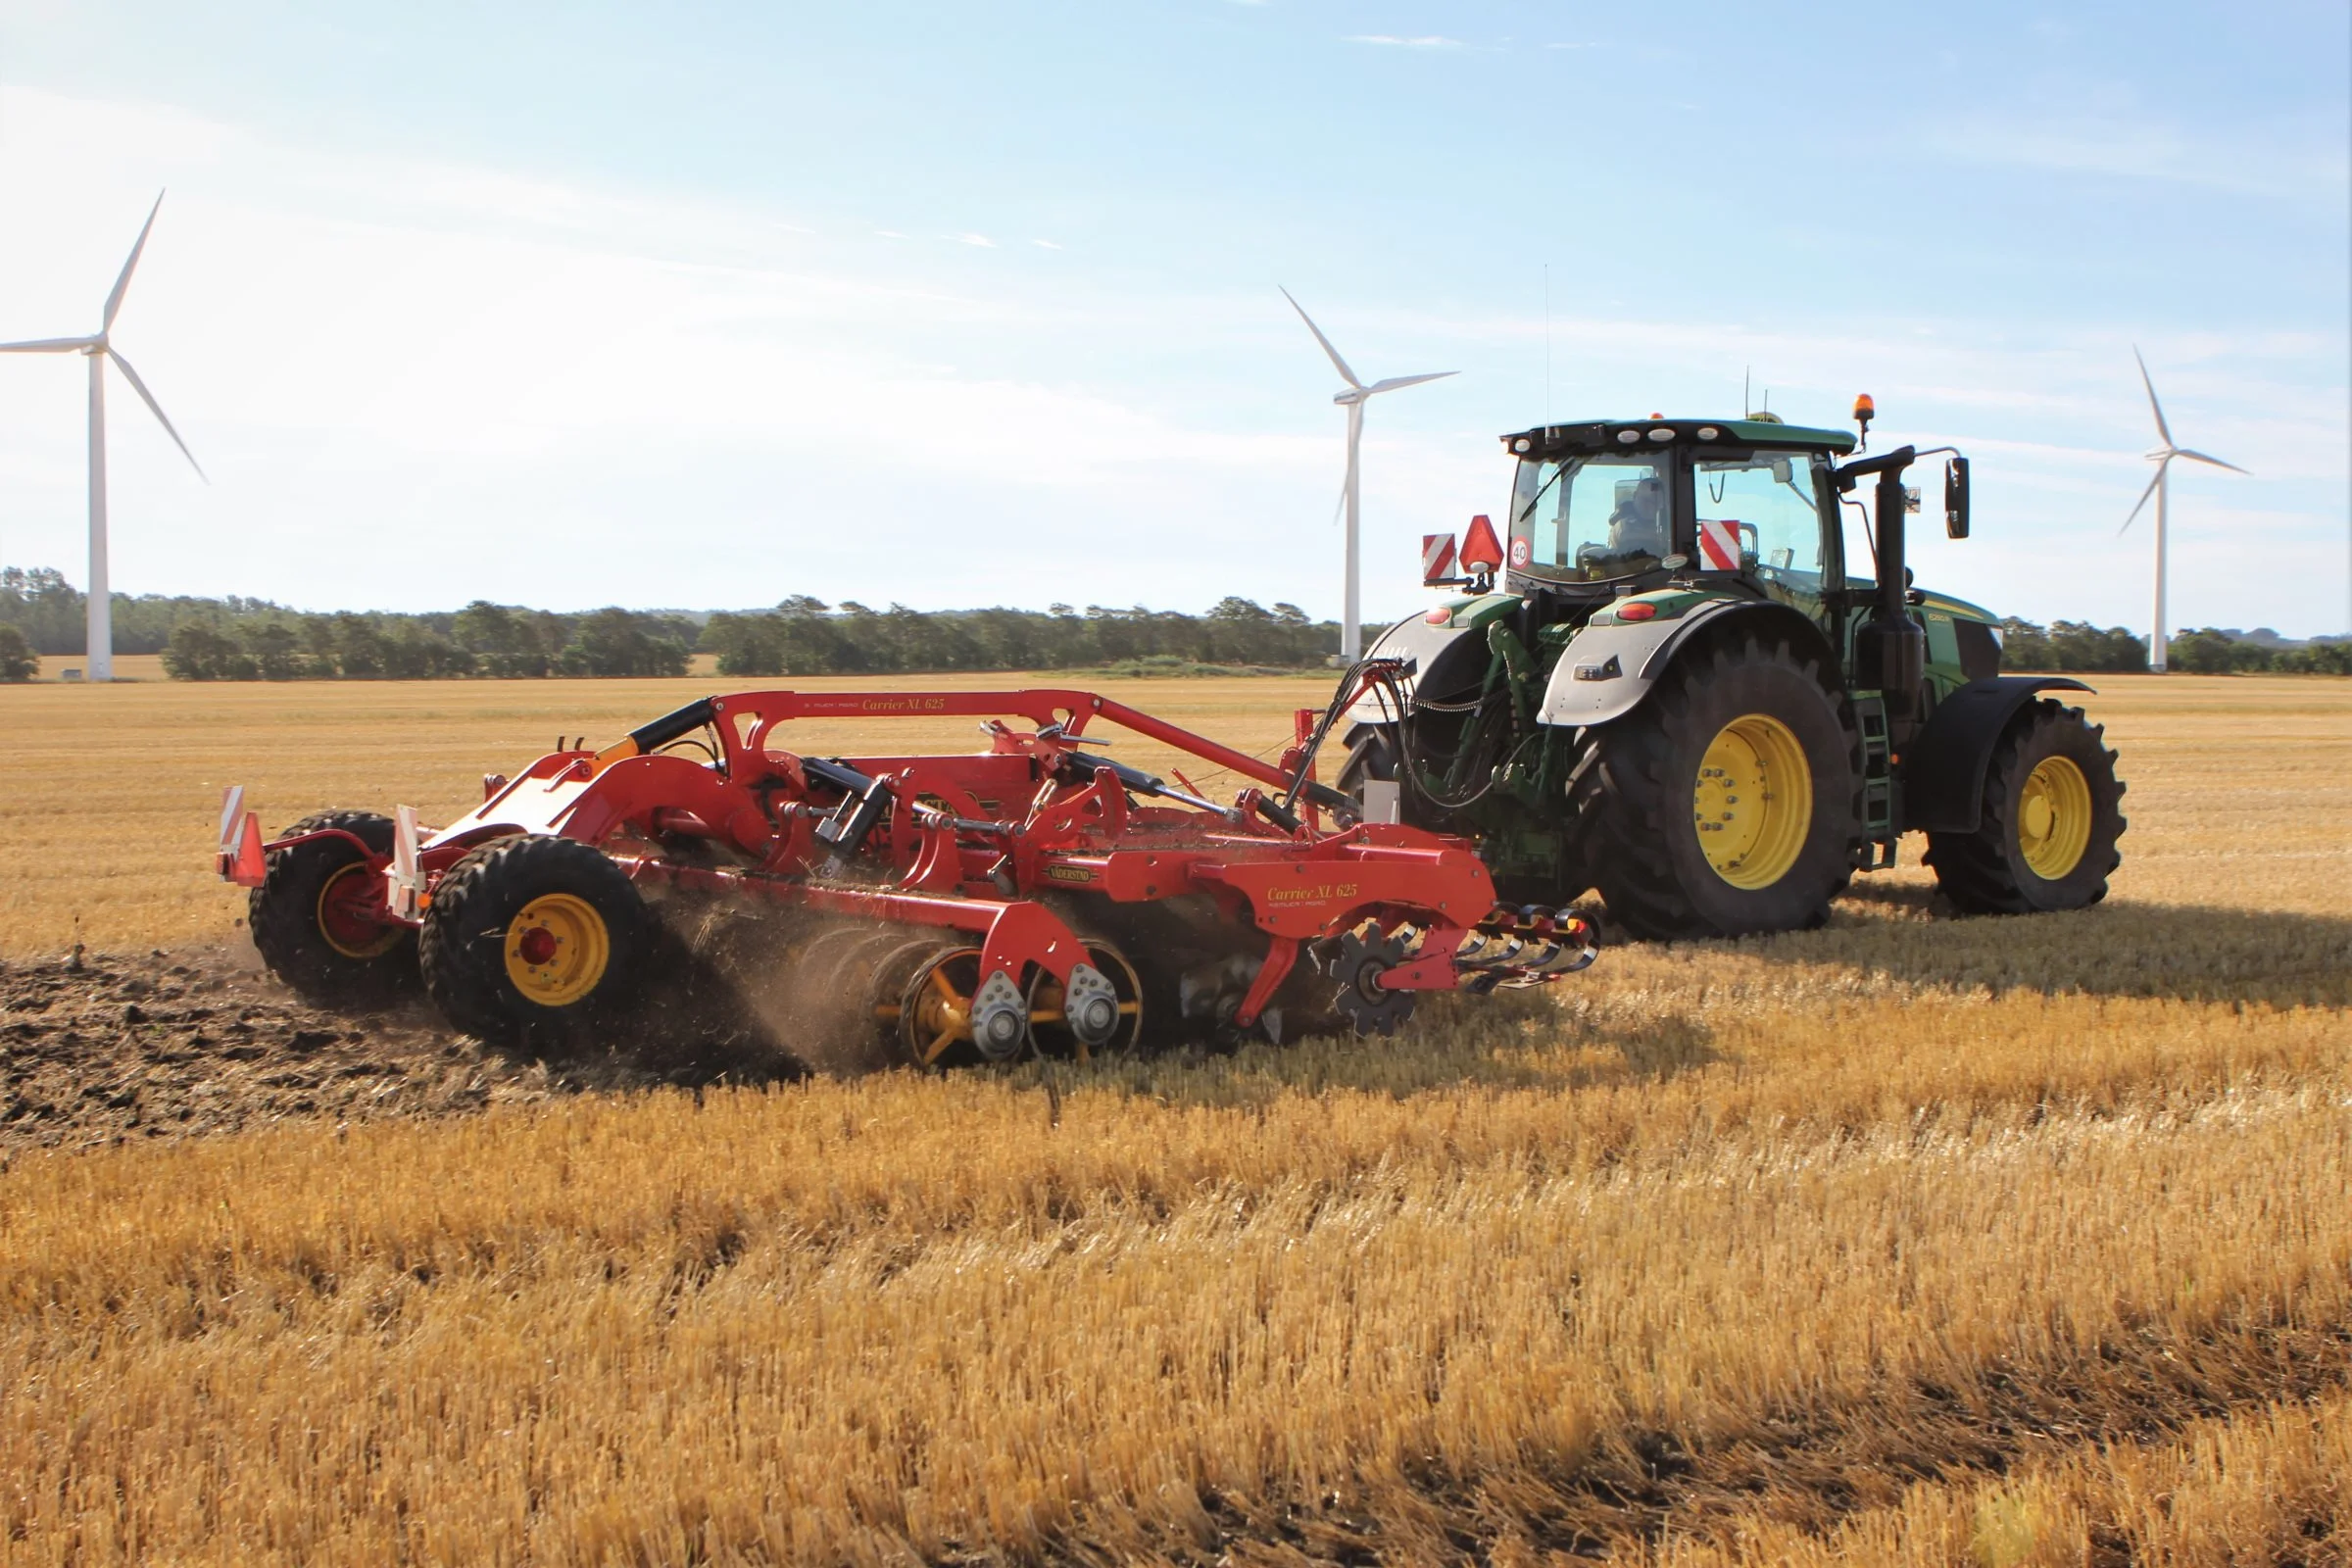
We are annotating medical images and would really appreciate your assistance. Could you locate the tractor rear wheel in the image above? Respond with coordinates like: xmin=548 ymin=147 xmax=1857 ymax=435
xmin=418 ymin=834 xmax=653 ymax=1049
xmin=248 ymin=811 xmax=417 ymax=1005
xmin=1582 ymin=635 xmax=1855 ymax=941
xmin=1924 ymin=701 xmax=2125 ymax=913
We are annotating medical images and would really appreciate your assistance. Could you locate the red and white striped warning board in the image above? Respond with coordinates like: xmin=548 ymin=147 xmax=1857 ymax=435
xmin=1697 ymin=517 xmax=1743 ymax=571
xmin=1421 ymin=533 xmax=1457 ymax=585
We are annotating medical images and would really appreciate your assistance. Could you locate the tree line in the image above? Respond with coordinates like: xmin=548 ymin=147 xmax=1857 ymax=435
xmin=2 ymin=565 xmax=2343 ymax=682
xmin=1994 ymin=617 xmax=2352 ymax=675
xmin=0 ymin=568 xmax=1341 ymax=681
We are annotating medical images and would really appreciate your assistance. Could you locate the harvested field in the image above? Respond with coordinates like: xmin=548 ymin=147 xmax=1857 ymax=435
xmin=1 ymin=672 xmax=2349 ymax=1564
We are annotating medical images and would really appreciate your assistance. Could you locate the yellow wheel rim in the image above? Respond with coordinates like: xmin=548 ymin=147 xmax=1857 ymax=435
xmin=900 ymin=947 xmax=984 ymax=1065
xmin=503 ymin=893 xmax=612 ymax=1006
xmin=316 ymin=861 xmax=404 ymax=959
xmin=1693 ymin=712 xmax=1813 ymax=891
xmin=2017 ymin=755 xmax=2092 ymax=881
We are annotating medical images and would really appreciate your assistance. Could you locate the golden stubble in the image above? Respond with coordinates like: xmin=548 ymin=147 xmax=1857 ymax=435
xmin=0 ymin=672 xmax=2348 ymax=1563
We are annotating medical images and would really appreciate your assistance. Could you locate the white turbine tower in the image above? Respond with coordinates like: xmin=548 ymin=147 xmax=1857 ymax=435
xmin=0 ymin=191 xmax=206 ymax=682
xmin=1281 ymin=288 xmax=1454 ymax=662
xmin=2122 ymin=348 xmax=2245 ymax=674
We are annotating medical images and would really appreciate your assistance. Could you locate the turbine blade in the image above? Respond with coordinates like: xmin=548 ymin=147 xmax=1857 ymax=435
xmin=1328 ymin=472 xmax=1348 ymax=529
xmin=1279 ymin=286 xmax=1362 ymax=388
xmin=1364 ymin=370 xmax=1458 ymax=396
xmin=2172 ymin=447 xmax=2250 ymax=475
xmin=0 ymin=336 xmax=97 ymax=353
xmin=2132 ymin=345 xmax=2174 ymax=448
xmin=2118 ymin=463 xmax=2164 ymax=535
xmin=105 ymin=349 xmax=208 ymax=483
xmin=103 ymin=191 xmax=167 ymax=332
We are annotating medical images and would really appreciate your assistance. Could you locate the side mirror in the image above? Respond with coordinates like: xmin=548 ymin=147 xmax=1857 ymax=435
xmin=1944 ymin=456 xmax=1970 ymax=539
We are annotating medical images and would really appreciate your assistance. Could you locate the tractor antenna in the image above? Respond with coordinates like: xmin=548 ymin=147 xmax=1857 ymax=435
xmin=1743 ymin=366 xmax=1750 ymax=418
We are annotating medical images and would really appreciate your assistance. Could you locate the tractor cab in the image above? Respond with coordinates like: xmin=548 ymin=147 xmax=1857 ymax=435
xmin=1487 ymin=416 xmax=1854 ymax=618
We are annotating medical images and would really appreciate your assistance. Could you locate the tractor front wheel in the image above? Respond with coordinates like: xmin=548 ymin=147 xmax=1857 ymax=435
xmin=1924 ymin=701 xmax=2126 ymax=914
xmin=1582 ymin=635 xmax=1855 ymax=940
xmin=248 ymin=811 xmax=418 ymax=1005
xmin=418 ymin=834 xmax=653 ymax=1049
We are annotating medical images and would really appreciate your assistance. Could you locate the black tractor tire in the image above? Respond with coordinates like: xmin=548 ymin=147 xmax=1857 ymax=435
xmin=248 ymin=810 xmax=418 ymax=1005
xmin=418 ymin=834 xmax=653 ymax=1049
xmin=1336 ymin=727 xmax=1399 ymax=815
xmin=1582 ymin=635 xmax=1856 ymax=941
xmin=1924 ymin=701 xmax=2126 ymax=914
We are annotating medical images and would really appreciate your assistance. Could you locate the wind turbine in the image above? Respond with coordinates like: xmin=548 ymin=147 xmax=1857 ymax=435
xmin=2121 ymin=348 xmax=2245 ymax=674
xmin=0 ymin=191 xmax=206 ymax=682
xmin=1281 ymin=288 xmax=1454 ymax=661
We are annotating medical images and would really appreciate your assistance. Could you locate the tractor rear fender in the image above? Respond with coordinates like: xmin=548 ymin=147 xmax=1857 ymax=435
xmin=1342 ymin=604 xmax=1506 ymax=727
xmin=1898 ymin=676 xmax=2094 ymax=833
xmin=1537 ymin=600 xmax=1838 ymax=728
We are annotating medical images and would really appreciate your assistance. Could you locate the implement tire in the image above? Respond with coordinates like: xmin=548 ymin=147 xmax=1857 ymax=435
xmin=1924 ymin=700 xmax=2125 ymax=914
xmin=1584 ymin=635 xmax=1855 ymax=941
xmin=249 ymin=811 xmax=417 ymax=1005
xmin=418 ymin=834 xmax=652 ymax=1049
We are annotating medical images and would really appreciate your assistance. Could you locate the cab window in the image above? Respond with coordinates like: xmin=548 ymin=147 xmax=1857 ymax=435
xmin=1690 ymin=452 xmax=1832 ymax=586
xmin=1507 ymin=455 xmax=1672 ymax=583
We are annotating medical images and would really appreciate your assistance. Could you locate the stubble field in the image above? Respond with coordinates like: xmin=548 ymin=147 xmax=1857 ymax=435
xmin=2 ymin=672 xmax=2348 ymax=1564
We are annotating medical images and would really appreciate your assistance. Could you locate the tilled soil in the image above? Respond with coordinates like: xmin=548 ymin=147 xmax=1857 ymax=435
xmin=0 ymin=945 xmax=797 ymax=1151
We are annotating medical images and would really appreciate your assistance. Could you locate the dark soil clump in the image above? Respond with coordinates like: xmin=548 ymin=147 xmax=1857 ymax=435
xmin=0 ymin=944 xmax=797 ymax=1151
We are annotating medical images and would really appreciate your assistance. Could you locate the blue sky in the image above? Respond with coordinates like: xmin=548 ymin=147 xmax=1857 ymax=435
xmin=1 ymin=1 xmax=2345 ymax=634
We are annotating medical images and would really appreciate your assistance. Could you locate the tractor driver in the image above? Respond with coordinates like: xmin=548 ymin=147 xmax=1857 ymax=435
xmin=1578 ymin=472 xmax=1669 ymax=577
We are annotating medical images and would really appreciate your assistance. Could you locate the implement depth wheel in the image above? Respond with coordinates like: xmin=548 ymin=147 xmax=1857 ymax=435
xmin=418 ymin=835 xmax=652 ymax=1049
xmin=249 ymin=811 xmax=417 ymax=1005
xmin=1925 ymin=701 xmax=2126 ymax=914
xmin=891 ymin=946 xmax=1033 ymax=1068
xmin=1584 ymin=635 xmax=1854 ymax=940
xmin=1026 ymin=943 xmax=1145 ymax=1061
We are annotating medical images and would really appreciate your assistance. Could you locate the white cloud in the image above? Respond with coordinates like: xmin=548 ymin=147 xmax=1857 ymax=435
xmin=0 ymin=87 xmax=1373 ymax=617
xmin=1032 ymin=238 xmax=1062 ymax=250
xmin=1347 ymin=34 xmax=1463 ymax=49
xmin=0 ymin=84 xmax=2340 ymax=635
xmin=952 ymin=232 xmax=996 ymax=248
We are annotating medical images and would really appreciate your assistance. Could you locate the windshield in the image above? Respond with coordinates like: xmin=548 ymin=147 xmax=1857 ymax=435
xmin=1691 ymin=452 xmax=1832 ymax=585
xmin=1507 ymin=455 xmax=1672 ymax=582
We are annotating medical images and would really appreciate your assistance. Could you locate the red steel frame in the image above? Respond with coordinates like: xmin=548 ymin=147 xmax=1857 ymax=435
xmin=220 ymin=683 xmax=1591 ymax=1028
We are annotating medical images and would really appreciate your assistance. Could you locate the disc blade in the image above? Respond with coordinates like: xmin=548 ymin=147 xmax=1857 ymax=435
xmin=1279 ymin=287 xmax=1362 ymax=388
xmin=1364 ymin=369 xmax=1458 ymax=395
xmin=2132 ymin=346 xmax=2174 ymax=448
xmin=105 ymin=349 xmax=208 ymax=483
xmin=2172 ymin=447 xmax=2250 ymax=475
xmin=0 ymin=336 xmax=96 ymax=353
xmin=103 ymin=191 xmax=167 ymax=332
xmin=2118 ymin=464 xmax=2163 ymax=534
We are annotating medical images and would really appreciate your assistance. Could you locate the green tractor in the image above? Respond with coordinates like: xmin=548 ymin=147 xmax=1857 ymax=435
xmin=1338 ymin=400 xmax=2127 ymax=940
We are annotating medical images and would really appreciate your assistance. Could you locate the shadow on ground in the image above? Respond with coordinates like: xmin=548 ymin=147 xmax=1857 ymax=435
xmin=1793 ymin=889 xmax=2352 ymax=1008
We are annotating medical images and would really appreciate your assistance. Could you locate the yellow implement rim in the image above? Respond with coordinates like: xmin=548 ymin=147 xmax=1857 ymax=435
xmin=1692 ymin=712 xmax=1813 ymax=891
xmin=316 ymin=861 xmax=405 ymax=959
xmin=503 ymin=893 xmax=612 ymax=1006
xmin=902 ymin=948 xmax=984 ymax=1065
xmin=2017 ymin=755 xmax=2092 ymax=881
